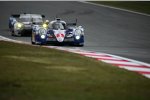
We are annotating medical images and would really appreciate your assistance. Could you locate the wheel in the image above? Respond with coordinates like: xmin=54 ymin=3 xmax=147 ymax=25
xmin=11 ymin=31 xmax=14 ymax=36
xmin=74 ymin=43 xmax=84 ymax=47
xmin=10 ymin=28 xmax=15 ymax=36
xmin=31 ymin=33 xmax=36 ymax=44
xmin=31 ymin=41 xmax=35 ymax=45
xmin=17 ymin=32 xmax=22 ymax=37
xmin=31 ymin=36 xmax=36 ymax=45
xmin=77 ymin=44 xmax=84 ymax=47
xmin=13 ymin=30 xmax=22 ymax=37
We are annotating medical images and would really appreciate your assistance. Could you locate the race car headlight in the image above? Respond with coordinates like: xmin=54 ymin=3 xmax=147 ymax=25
xmin=41 ymin=34 xmax=46 ymax=39
xmin=16 ymin=23 xmax=23 ymax=29
xmin=38 ymin=28 xmax=46 ymax=39
xmin=75 ymin=29 xmax=82 ymax=36
xmin=75 ymin=35 xmax=80 ymax=40
xmin=38 ymin=28 xmax=46 ymax=35
xmin=75 ymin=29 xmax=84 ymax=40
xmin=42 ymin=24 xmax=48 ymax=28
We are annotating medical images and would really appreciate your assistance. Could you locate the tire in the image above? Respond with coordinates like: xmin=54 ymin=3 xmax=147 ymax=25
xmin=77 ymin=44 xmax=84 ymax=47
xmin=11 ymin=31 xmax=14 ymax=36
xmin=17 ymin=32 xmax=22 ymax=37
xmin=31 ymin=33 xmax=36 ymax=45
xmin=10 ymin=28 xmax=14 ymax=36
xmin=14 ymin=30 xmax=22 ymax=37
xmin=31 ymin=41 xmax=35 ymax=45
xmin=74 ymin=43 xmax=84 ymax=47
xmin=31 ymin=36 xmax=35 ymax=45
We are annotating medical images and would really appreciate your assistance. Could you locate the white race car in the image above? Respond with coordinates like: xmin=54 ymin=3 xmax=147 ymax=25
xmin=9 ymin=13 xmax=45 ymax=36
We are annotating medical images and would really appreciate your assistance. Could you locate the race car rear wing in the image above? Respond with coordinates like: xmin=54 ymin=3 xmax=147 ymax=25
xmin=11 ymin=14 xmax=45 ymax=18
xmin=11 ymin=14 xmax=20 ymax=18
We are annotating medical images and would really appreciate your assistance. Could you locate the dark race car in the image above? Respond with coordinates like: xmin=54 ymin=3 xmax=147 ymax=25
xmin=31 ymin=18 xmax=84 ymax=46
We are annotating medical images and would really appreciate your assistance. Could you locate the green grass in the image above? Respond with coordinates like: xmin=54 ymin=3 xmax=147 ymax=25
xmin=0 ymin=41 xmax=150 ymax=100
xmin=91 ymin=1 xmax=150 ymax=15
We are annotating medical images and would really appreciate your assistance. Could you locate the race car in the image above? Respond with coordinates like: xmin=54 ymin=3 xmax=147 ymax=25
xmin=31 ymin=18 xmax=84 ymax=46
xmin=9 ymin=13 xmax=45 ymax=36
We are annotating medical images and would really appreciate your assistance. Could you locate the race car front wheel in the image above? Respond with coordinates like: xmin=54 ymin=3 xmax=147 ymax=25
xmin=73 ymin=43 xmax=84 ymax=47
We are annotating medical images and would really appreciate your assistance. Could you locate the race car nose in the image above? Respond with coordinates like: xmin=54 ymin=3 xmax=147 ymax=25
xmin=56 ymin=33 xmax=65 ymax=42
xmin=56 ymin=33 xmax=64 ymax=38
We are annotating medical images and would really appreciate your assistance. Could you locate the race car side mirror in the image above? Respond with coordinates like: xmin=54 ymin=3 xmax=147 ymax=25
xmin=78 ymin=26 xmax=84 ymax=32
xmin=11 ymin=14 xmax=20 ymax=18
xmin=42 ymin=15 xmax=45 ymax=18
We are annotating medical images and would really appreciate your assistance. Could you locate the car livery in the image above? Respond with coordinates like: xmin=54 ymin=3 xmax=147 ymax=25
xmin=31 ymin=18 xmax=84 ymax=46
xmin=9 ymin=13 xmax=45 ymax=36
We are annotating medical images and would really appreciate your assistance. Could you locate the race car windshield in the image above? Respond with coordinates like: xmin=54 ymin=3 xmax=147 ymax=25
xmin=52 ymin=23 xmax=64 ymax=30
xmin=19 ymin=18 xmax=31 ymax=22
xmin=32 ymin=18 xmax=43 ymax=23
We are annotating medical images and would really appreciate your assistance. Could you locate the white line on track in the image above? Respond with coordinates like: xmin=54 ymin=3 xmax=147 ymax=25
xmin=101 ymin=60 xmax=141 ymax=66
xmin=85 ymin=55 xmax=121 ymax=60
xmin=118 ymin=65 xmax=150 ymax=69
xmin=143 ymin=74 xmax=150 ymax=78
xmin=120 ymin=66 xmax=150 ymax=72
xmin=80 ymin=1 xmax=150 ymax=17
xmin=76 ymin=52 xmax=109 ymax=56
xmin=107 ymin=54 xmax=150 ymax=68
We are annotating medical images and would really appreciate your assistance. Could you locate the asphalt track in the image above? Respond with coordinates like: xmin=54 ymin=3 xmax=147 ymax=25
xmin=0 ymin=1 xmax=150 ymax=63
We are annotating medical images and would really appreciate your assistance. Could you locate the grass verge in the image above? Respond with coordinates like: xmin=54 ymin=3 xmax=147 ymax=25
xmin=0 ymin=41 xmax=150 ymax=100
xmin=91 ymin=1 xmax=150 ymax=15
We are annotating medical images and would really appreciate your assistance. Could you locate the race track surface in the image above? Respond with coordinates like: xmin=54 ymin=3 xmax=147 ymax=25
xmin=0 ymin=1 xmax=150 ymax=63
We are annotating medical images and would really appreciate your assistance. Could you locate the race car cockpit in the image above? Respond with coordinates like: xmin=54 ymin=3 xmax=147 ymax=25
xmin=52 ymin=22 xmax=65 ymax=30
xmin=49 ymin=18 xmax=66 ymax=30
